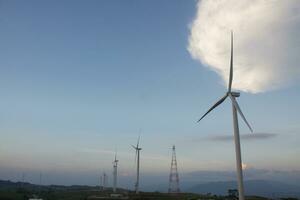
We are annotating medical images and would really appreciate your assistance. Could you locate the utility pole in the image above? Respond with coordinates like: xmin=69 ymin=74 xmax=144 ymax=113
xmin=21 ymin=173 xmax=25 ymax=188
xmin=39 ymin=173 xmax=42 ymax=195
xmin=100 ymin=175 xmax=103 ymax=191
xmin=102 ymin=172 xmax=107 ymax=191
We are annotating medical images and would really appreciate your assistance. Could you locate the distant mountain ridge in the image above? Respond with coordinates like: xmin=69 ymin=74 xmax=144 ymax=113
xmin=0 ymin=179 xmax=99 ymax=190
xmin=186 ymin=179 xmax=300 ymax=198
xmin=183 ymin=168 xmax=300 ymax=186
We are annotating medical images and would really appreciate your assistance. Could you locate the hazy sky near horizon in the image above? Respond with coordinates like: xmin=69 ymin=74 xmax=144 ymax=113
xmin=0 ymin=0 xmax=299 ymax=186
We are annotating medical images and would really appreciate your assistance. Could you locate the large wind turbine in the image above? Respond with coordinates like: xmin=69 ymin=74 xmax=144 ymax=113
xmin=197 ymin=32 xmax=253 ymax=200
xmin=113 ymin=152 xmax=118 ymax=193
xmin=132 ymin=135 xmax=142 ymax=194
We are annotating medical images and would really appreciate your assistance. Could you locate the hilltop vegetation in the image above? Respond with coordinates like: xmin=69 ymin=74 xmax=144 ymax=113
xmin=0 ymin=180 xmax=292 ymax=200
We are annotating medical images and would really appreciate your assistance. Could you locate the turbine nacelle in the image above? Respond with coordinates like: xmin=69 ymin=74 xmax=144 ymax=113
xmin=131 ymin=145 xmax=142 ymax=151
xmin=229 ymin=92 xmax=240 ymax=97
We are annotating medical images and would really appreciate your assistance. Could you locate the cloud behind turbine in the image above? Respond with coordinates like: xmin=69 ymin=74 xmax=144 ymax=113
xmin=188 ymin=0 xmax=300 ymax=93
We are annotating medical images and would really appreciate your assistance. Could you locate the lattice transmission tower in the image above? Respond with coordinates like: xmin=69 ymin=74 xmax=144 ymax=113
xmin=168 ymin=145 xmax=180 ymax=194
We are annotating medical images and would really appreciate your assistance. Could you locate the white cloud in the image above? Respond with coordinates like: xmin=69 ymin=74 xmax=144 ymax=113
xmin=188 ymin=0 xmax=300 ymax=93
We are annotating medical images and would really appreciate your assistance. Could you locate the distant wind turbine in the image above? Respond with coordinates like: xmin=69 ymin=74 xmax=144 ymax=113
xmin=132 ymin=135 xmax=142 ymax=194
xmin=197 ymin=32 xmax=253 ymax=200
xmin=113 ymin=152 xmax=118 ymax=193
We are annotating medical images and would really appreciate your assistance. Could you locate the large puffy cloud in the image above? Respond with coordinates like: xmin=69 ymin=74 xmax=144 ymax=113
xmin=188 ymin=0 xmax=300 ymax=93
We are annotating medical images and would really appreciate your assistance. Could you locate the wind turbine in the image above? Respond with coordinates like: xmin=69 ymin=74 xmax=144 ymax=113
xmin=113 ymin=152 xmax=118 ymax=193
xmin=197 ymin=32 xmax=253 ymax=200
xmin=132 ymin=135 xmax=142 ymax=194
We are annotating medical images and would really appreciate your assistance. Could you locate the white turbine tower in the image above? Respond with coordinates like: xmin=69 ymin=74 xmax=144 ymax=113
xmin=132 ymin=135 xmax=142 ymax=194
xmin=113 ymin=152 xmax=118 ymax=193
xmin=197 ymin=32 xmax=253 ymax=200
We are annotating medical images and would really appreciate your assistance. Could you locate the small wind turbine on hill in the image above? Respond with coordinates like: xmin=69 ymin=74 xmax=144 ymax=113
xmin=132 ymin=135 xmax=142 ymax=194
xmin=197 ymin=32 xmax=253 ymax=200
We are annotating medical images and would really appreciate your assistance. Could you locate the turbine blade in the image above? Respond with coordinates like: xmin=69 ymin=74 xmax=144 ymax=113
xmin=131 ymin=145 xmax=136 ymax=149
xmin=137 ymin=134 xmax=140 ymax=148
xmin=197 ymin=94 xmax=228 ymax=122
xmin=228 ymin=31 xmax=233 ymax=92
xmin=229 ymin=94 xmax=253 ymax=132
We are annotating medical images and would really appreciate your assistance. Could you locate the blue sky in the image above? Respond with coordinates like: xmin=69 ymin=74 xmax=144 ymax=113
xmin=0 ymin=0 xmax=299 ymax=187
